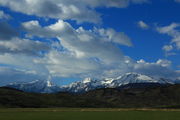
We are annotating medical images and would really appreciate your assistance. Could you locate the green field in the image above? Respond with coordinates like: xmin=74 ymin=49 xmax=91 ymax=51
xmin=0 ymin=108 xmax=180 ymax=120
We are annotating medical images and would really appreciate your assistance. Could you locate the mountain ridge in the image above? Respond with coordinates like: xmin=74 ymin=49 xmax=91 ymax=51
xmin=6 ymin=73 xmax=174 ymax=93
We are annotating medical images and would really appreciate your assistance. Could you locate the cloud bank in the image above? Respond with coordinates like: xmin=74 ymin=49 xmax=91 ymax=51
xmin=0 ymin=0 xmax=148 ymax=23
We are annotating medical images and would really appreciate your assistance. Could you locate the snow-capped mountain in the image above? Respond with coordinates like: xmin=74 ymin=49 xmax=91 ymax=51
xmin=7 ymin=73 xmax=174 ymax=93
xmin=61 ymin=73 xmax=173 ymax=93
xmin=60 ymin=78 xmax=107 ymax=93
xmin=7 ymin=80 xmax=61 ymax=93
xmin=108 ymin=73 xmax=173 ymax=87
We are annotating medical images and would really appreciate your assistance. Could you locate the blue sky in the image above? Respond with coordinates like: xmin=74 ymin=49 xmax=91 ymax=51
xmin=0 ymin=0 xmax=179 ymax=85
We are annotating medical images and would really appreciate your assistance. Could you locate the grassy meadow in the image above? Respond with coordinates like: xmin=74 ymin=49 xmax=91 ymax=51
xmin=0 ymin=108 xmax=180 ymax=120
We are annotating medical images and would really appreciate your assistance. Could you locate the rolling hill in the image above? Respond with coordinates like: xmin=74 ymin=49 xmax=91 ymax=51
xmin=1 ymin=84 xmax=180 ymax=108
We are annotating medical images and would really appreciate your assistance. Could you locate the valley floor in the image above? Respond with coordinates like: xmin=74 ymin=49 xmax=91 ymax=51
xmin=0 ymin=108 xmax=180 ymax=120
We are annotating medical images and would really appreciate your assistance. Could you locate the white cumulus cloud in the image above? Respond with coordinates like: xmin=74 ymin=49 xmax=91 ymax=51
xmin=20 ymin=20 xmax=133 ymax=78
xmin=133 ymin=59 xmax=179 ymax=79
xmin=22 ymin=20 xmax=132 ymax=64
xmin=137 ymin=21 xmax=149 ymax=29
xmin=0 ymin=0 xmax=148 ymax=23
xmin=157 ymin=23 xmax=180 ymax=55
xmin=0 ymin=37 xmax=50 ymax=56
xmin=162 ymin=45 xmax=173 ymax=52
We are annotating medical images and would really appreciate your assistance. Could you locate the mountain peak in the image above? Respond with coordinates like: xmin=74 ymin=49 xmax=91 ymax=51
xmin=82 ymin=78 xmax=93 ymax=83
xmin=46 ymin=80 xmax=53 ymax=87
xmin=124 ymin=72 xmax=154 ymax=80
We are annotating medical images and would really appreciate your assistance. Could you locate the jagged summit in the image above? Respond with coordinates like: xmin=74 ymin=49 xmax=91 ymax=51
xmin=82 ymin=77 xmax=93 ymax=83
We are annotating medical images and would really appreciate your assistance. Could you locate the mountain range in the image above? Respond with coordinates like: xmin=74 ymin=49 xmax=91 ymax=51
xmin=6 ymin=73 xmax=176 ymax=93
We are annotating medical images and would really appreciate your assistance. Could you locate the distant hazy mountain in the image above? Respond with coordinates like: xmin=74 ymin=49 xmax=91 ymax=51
xmin=7 ymin=73 xmax=174 ymax=93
